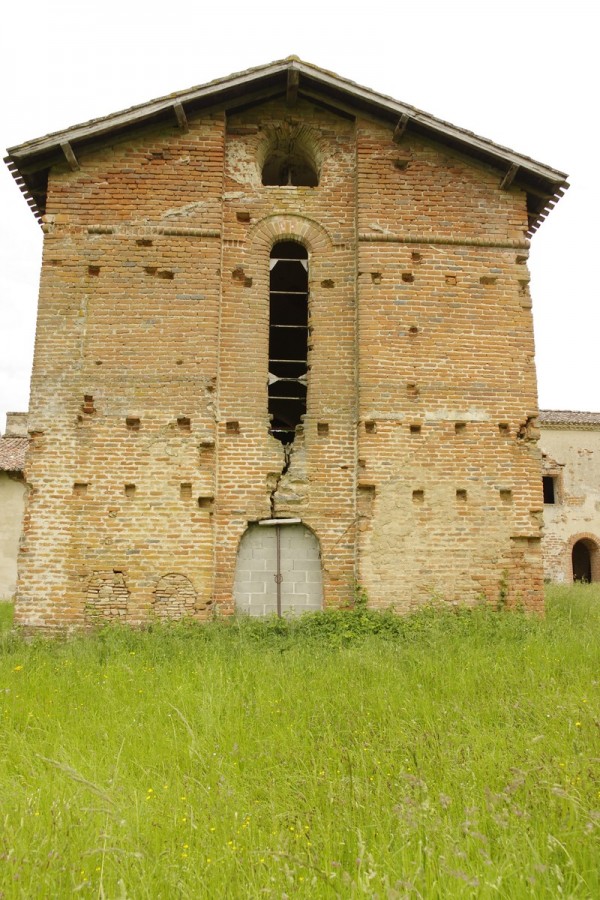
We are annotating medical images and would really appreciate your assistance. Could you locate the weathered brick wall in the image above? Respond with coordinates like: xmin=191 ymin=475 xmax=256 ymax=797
xmin=355 ymin=119 xmax=543 ymax=611
xmin=15 ymin=96 xmax=545 ymax=627
xmin=17 ymin=116 xmax=225 ymax=626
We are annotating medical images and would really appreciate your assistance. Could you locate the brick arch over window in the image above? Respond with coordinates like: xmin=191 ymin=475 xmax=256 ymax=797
xmin=248 ymin=213 xmax=333 ymax=257
xmin=568 ymin=533 xmax=600 ymax=583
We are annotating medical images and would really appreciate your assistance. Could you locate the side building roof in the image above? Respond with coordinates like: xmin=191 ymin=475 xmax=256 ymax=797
xmin=0 ymin=436 xmax=28 ymax=472
xmin=539 ymin=410 xmax=600 ymax=429
xmin=5 ymin=56 xmax=568 ymax=235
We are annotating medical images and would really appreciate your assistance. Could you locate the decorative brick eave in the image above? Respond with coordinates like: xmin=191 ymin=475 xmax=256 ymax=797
xmin=5 ymin=56 xmax=568 ymax=233
xmin=539 ymin=410 xmax=600 ymax=430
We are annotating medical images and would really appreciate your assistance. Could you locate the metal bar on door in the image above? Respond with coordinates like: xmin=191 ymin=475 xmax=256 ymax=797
xmin=275 ymin=524 xmax=282 ymax=617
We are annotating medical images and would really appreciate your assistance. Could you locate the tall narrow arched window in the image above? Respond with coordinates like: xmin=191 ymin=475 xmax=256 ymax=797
xmin=268 ymin=241 xmax=308 ymax=443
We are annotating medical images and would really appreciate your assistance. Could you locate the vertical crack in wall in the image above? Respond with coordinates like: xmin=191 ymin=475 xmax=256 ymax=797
xmin=269 ymin=443 xmax=293 ymax=517
xmin=268 ymin=425 xmax=309 ymax=516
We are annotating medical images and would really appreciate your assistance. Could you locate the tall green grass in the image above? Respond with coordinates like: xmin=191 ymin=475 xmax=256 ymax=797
xmin=0 ymin=585 xmax=598 ymax=897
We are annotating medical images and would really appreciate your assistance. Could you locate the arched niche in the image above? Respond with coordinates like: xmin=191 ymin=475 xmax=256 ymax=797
xmin=260 ymin=124 xmax=321 ymax=187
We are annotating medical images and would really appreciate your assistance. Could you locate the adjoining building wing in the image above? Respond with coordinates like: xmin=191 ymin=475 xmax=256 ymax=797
xmin=539 ymin=411 xmax=600 ymax=584
xmin=0 ymin=414 xmax=28 ymax=600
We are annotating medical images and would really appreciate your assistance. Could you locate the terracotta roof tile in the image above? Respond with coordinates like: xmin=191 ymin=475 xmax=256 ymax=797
xmin=0 ymin=436 xmax=28 ymax=471
xmin=539 ymin=410 xmax=600 ymax=426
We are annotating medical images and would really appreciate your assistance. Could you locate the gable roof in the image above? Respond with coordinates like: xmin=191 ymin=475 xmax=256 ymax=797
xmin=4 ymin=56 xmax=568 ymax=235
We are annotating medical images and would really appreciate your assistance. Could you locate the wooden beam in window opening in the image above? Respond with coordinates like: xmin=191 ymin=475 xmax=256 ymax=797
xmin=60 ymin=141 xmax=80 ymax=171
xmin=393 ymin=113 xmax=410 ymax=143
xmin=173 ymin=102 xmax=189 ymax=133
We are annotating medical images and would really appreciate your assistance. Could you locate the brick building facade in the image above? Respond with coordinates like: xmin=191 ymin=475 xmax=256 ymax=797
xmin=5 ymin=58 xmax=568 ymax=627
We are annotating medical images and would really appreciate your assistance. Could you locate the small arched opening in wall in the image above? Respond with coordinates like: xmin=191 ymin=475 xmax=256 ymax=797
xmin=268 ymin=240 xmax=309 ymax=443
xmin=233 ymin=520 xmax=323 ymax=616
xmin=571 ymin=535 xmax=600 ymax=583
xmin=259 ymin=124 xmax=321 ymax=187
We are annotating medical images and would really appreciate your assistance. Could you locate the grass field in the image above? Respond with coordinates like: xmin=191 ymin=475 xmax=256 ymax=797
xmin=0 ymin=585 xmax=599 ymax=898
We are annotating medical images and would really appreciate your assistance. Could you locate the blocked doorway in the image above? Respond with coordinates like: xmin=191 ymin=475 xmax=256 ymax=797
xmin=234 ymin=521 xmax=323 ymax=616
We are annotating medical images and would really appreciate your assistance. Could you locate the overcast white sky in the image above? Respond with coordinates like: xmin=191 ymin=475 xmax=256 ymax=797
xmin=1 ymin=0 xmax=597 ymax=432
